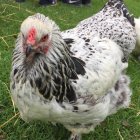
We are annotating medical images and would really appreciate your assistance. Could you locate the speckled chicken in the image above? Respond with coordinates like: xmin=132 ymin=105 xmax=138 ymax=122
xmin=10 ymin=0 xmax=138 ymax=140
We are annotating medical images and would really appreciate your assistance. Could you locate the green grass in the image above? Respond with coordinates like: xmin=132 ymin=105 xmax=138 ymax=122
xmin=0 ymin=0 xmax=140 ymax=139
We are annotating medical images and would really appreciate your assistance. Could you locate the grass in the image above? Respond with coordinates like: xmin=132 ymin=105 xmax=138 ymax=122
xmin=0 ymin=0 xmax=140 ymax=139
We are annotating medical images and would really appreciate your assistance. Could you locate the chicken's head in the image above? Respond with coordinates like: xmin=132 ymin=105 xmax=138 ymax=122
xmin=20 ymin=16 xmax=53 ymax=57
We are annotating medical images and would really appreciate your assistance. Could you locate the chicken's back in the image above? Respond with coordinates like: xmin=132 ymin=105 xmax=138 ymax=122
xmin=63 ymin=0 xmax=136 ymax=60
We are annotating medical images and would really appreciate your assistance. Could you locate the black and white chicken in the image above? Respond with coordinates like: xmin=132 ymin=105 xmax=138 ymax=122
xmin=10 ymin=0 xmax=140 ymax=139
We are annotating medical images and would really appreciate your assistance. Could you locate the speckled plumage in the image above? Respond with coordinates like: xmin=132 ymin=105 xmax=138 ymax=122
xmin=10 ymin=0 xmax=135 ymax=139
xmin=62 ymin=0 xmax=136 ymax=61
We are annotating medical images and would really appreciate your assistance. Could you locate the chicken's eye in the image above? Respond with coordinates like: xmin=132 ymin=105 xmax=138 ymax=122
xmin=41 ymin=35 xmax=48 ymax=42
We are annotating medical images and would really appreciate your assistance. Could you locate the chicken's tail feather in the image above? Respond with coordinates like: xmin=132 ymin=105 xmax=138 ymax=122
xmin=106 ymin=0 xmax=135 ymax=26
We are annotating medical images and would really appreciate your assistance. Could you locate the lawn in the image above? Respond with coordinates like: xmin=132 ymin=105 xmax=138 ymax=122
xmin=0 ymin=0 xmax=140 ymax=140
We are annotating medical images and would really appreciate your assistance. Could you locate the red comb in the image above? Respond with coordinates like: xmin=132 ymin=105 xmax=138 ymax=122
xmin=27 ymin=27 xmax=36 ymax=45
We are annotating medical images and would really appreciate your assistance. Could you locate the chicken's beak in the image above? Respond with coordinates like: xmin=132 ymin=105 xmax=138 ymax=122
xmin=26 ymin=45 xmax=34 ymax=57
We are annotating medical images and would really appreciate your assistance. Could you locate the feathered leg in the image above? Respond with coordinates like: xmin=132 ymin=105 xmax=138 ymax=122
xmin=109 ymin=75 xmax=132 ymax=115
xmin=69 ymin=132 xmax=81 ymax=140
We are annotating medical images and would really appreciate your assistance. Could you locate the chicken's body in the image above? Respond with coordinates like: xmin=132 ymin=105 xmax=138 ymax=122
xmin=11 ymin=31 xmax=131 ymax=136
xmin=10 ymin=0 xmax=136 ymax=139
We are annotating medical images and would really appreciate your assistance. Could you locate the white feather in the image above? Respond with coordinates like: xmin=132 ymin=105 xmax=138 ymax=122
xmin=133 ymin=17 xmax=140 ymax=56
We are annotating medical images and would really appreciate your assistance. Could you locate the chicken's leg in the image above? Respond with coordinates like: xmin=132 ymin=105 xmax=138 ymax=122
xmin=69 ymin=132 xmax=81 ymax=140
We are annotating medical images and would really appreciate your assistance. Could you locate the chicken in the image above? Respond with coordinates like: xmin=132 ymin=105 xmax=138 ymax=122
xmin=10 ymin=0 xmax=136 ymax=139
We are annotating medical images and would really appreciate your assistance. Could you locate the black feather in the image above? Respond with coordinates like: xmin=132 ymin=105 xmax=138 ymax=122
xmin=66 ymin=85 xmax=77 ymax=102
xmin=64 ymin=38 xmax=74 ymax=46
xmin=35 ymin=78 xmax=42 ymax=89
xmin=14 ymin=69 xmax=18 ymax=75
xmin=71 ymin=57 xmax=86 ymax=76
